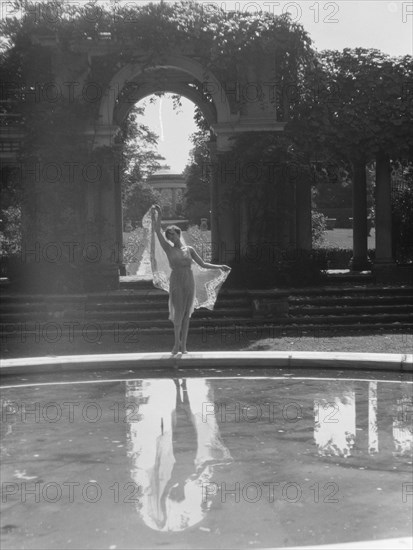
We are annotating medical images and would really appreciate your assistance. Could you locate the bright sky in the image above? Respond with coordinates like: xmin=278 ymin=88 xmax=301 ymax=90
xmin=3 ymin=0 xmax=411 ymax=172
xmin=134 ymin=96 xmax=198 ymax=174
xmin=133 ymin=0 xmax=413 ymax=173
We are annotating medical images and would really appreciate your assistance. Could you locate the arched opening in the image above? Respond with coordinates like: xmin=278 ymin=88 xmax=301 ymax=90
xmin=115 ymin=91 xmax=213 ymax=280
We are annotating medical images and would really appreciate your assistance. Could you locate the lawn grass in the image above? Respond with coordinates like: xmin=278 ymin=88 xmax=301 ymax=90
xmin=322 ymin=228 xmax=375 ymax=249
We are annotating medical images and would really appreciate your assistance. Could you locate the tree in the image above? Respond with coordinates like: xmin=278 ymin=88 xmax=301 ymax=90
xmin=288 ymin=48 xmax=413 ymax=262
xmin=117 ymin=103 xmax=168 ymax=228
xmin=183 ymin=129 xmax=211 ymax=225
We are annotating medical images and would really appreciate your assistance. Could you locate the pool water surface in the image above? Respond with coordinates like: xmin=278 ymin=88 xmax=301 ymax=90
xmin=1 ymin=372 xmax=412 ymax=549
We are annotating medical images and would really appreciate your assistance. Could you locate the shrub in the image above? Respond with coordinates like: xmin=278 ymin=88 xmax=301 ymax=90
xmin=0 ymin=206 xmax=22 ymax=257
xmin=312 ymin=248 xmax=375 ymax=269
xmin=312 ymin=210 xmax=327 ymax=247
xmin=123 ymin=227 xmax=146 ymax=264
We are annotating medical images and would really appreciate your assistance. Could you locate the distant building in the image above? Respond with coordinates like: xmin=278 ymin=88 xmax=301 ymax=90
xmin=147 ymin=169 xmax=187 ymax=226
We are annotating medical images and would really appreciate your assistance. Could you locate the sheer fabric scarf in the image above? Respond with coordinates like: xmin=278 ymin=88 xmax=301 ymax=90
xmin=139 ymin=209 xmax=231 ymax=310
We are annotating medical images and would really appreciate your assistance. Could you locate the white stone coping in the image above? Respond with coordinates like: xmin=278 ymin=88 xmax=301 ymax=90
xmin=269 ymin=537 xmax=413 ymax=549
xmin=0 ymin=351 xmax=411 ymax=374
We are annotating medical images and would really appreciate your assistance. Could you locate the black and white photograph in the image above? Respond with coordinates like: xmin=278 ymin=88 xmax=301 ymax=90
xmin=0 ymin=0 xmax=412 ymax=548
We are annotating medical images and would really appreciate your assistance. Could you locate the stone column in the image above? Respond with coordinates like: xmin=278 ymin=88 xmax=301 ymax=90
xmin=206 ymin=141 xmax=218 ymax=261
xmin=215 ymin=153 xmax=238 ymax=265
xmin=113 ymin=153 xmax=125 ymax=276
xmin=350 ymin=157 xmax=370 ymax=271
xmin=296 ymin=177 xmax=312 ymax=251
xmin=374 ymin=151 xmax=395 ymax=275
xmin=83 ymin=148 xmax=120 ymax=292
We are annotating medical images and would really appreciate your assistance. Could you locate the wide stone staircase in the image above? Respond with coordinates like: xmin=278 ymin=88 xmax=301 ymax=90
xmin=1 ymin=281 xmax=412 ymax=343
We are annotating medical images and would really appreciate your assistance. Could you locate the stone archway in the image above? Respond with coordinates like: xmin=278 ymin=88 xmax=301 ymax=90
xmin=10 ymin=30 xmax=304 ymax=292
xmin=88 ymin=52 xmax=288 ymax=287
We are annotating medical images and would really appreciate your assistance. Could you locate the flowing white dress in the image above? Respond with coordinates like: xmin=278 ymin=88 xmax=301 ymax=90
xmin=139 ymin=209 xmax=230 ymax=323
xmin=166 ymin=246 xmax=195 ymax=324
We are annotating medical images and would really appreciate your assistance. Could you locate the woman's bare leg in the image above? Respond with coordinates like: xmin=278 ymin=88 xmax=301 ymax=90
xmin=172 ymin=322 xmax=181 ymax=354
xmin=180 ymin=314 xmax=190 ymax=354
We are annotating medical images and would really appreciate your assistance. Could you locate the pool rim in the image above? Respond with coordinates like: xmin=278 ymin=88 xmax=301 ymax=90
xmin=0 ymin=351 xmax=411 ymax=379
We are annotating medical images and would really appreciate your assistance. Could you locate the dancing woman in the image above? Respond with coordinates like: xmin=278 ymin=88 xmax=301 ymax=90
xmin=151 ymin=205 xmax=230 ymax=354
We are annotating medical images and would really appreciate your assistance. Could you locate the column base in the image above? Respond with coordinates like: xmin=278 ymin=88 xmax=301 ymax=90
xmin=7 ymin=262 xmax=85 ymax=294
xmin=349 ymin=256 xmax=372 ymax=271
xmin=373 ymin=262 xmax=413 ymax=284
xmin=83 ymin=264 xmax=119 ymax=292
xmin=7 ymin=262 xmax=120 ymax=293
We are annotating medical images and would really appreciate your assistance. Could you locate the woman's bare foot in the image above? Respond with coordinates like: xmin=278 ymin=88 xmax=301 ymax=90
xmin=171 ymin=346 xmax=180 ymax=355
xmin=181 ymin=348 xmax=188 ymax=354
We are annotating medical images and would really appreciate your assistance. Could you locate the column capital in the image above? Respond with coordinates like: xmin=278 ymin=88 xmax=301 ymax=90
xmin=90 ymin=125 xmax=120 ymax=149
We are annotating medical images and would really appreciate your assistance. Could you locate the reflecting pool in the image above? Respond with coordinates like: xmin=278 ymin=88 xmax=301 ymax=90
xmin=1 ymin=372 xmax=412 ymax=549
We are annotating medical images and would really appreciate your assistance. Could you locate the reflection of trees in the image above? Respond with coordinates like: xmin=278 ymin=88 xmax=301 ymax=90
xmin=126 ymin=379 xmax=232 ymax=532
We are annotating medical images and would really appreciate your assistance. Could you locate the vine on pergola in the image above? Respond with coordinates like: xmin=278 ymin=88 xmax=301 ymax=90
xmin=1 ymin=0 xmax=314 ymax=108
xmin=2 ymin=1 xmax=412 ymax=267
xmin=0 ymin=0 xmax=315 ymax=244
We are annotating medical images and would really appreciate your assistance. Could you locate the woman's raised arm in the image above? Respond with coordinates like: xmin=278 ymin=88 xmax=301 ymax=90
xmin=151 ymin=205 xmax=170 ymax=253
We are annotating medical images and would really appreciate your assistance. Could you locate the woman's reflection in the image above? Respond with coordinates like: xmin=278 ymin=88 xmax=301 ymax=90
xmin=126 ymin=378 xmax=232 ymax=531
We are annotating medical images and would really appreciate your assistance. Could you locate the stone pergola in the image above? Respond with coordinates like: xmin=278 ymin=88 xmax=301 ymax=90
xmin=1 ymin=30 xmax=403 ymax=291
xmin=6 ymin=35 xmax=305 ymax=292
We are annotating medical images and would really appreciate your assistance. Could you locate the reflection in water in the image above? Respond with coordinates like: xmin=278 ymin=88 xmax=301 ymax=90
xmin=393 ymin=395 xmax=413 ymax=456
xmin=368 ymin=381 xmax=379 ymax=454
xmin=314 ymin=385 xmax=356 ymax=457
xmin=0 ymin=376 xmax=411 ymax=549
xmin=126 ymin=379 xmax=232 ymax=531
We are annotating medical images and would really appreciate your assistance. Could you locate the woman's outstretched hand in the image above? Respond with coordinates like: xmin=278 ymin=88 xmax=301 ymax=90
xmin=220 ymin=265 xmax=231 ymax=272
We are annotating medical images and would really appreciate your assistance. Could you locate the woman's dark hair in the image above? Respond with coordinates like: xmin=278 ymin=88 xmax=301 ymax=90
xmin=165 ymin=225 xmax=181 ymax=240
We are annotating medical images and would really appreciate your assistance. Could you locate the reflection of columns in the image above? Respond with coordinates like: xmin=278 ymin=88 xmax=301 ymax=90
xmin=368 ymin=381 xmax=378 ymax=454
xmin=374 ymin=151 xmax=394 ymax=265
xmin=355 ymin=381 xmax=368 ymax=454
xmin=393 ymin=395 xmax=413 ymax=455
xmin=351 ymin=157 xmax=370 ymax=271
xmin=296 ymin=177 xmax=312 ymax=251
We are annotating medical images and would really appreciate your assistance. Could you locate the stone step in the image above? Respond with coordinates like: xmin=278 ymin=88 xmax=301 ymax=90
xmin=0 ymin=307 xmax=253 ymax=323
xmin=289 ymin=304 xmax=413 ymax=315
xmin=1 ymin=300 xmax=411 ymax=321
xmin=3 ymin=303 xmax=411 ymax=323
xmin=289 ymin=295 xmax=413 ymax=305
xmin=2 ymin=289 xmax=412 ymax=306
xmin=1 ymin=322 xmax=412 ymax=345
xmin=0 ymin=290 xmax=250 ymax=304
xmin=1 ymin=285 xmax=412 ymax=304
xmin=1 ymin=313 xmax=412 ymax=335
